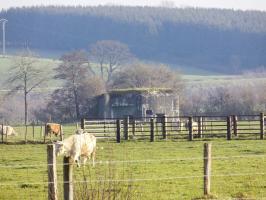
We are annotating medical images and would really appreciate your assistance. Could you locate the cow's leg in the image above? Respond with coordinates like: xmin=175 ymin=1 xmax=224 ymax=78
xmin=82 ymin=157 xmax=88 ymax=166
xmin=92 ymin=150 xmax=96 ymax=167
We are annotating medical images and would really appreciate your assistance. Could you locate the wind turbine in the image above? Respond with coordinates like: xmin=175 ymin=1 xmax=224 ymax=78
xmin=0 ymin=19 xmax=8 ymax=55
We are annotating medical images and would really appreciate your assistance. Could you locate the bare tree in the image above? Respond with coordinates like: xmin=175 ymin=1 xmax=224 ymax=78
xmin=36 ymin=70 xmax=106 ymax=122
xmin=89 ymin=40 xmax=135 ymax=82
xmin=110 ymin=63 xmax=182 ymax=93
xmin=5 ymin=50 xmax=47 ymax=125
xmin=54 ymin=50 xmax=99 ymax=120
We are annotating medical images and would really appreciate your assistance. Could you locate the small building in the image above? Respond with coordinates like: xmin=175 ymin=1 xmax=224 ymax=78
xmin=95 ymin=88 xmax=179 ymax=118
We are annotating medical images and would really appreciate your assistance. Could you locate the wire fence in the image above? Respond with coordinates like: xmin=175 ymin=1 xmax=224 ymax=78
xmin=0 ymin=140 xmax=266 ymax=199
xmin=82 ymin=113 xmax=265 ymax=142
xmin=0 ymin=113 xmax=265 ymax=144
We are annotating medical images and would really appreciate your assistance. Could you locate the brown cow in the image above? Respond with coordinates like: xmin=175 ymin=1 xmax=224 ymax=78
xmin=45 ymin=123 xmax=62 ymax=138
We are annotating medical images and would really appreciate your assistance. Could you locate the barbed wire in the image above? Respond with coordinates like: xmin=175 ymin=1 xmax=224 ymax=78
xmin=0 ymin=154 xmax=265 ymax=168
xmin=0 ymin=172 xmax=265 ymax=186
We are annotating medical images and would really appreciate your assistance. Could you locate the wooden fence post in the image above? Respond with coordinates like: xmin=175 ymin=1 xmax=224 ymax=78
xmin=63 ymin=157 xmax=73 ymax=200
xmin=204 ymin=143 xmax=212 ymax=196
xmin=32 ymin=122 xmax=35 ymax=142
xmin=116 ymin=119 xmax=121 ymax=143
xmin=44 ymin=124 xmax=47 ymax=144
xmin=40 ymin=124 xmax=43 ymax=138
xmin=81 ymin=118 xmax=85 ymax=130
xmin=198 ymin=116 xmax=203 ymax=139
xmin=123 ymin=116 xmax=129 ymax=140
xmin=5 ymin=123 xmax=8 ymax=143
xmin=227 ymin=116 xmax=232 ymax=140
xmin=60 ymin=125 xmax=64 ymax=141
xmin=132 ymin=118 xmax=136 ymax=137
xmin=25 ymin=124 xmax=28 ymax=144
xmin=188 ymin=116 xmax=193 ymax=141
xmin=1 ymin=123 xmax=4 ymax=143
xmin=150 ymin=118 xmax=155 ymax=142
xmin=47 ymin=144 xmax=58 ymax=200
xmin=260 ymin=113 xmax=264 ymax=140
xmin=233 ymin=115 xmax=238 ymax=137
xmin=162 ymin=114 xmax=167 ymax=140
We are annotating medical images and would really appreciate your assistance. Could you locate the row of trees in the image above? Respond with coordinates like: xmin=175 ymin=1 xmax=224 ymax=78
xmin=2 ymin=40 xmax=182 ymax=123
xmin=181 ymin=77 xmax=266 ymax=116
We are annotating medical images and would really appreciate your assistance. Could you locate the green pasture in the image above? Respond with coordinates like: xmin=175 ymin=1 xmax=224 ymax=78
xmin=0 ymin=124 xmax=265 ymax=199
xmin=1 ymin=55 xmax=266 ymax=93
xmin=0 ymin=56 xmax=102 ymax=91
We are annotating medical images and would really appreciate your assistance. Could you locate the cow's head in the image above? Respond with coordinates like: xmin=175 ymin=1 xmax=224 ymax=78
xmin=54 ymin=141 xmax=64 ymax=156
xmin=75 ymin=129 xmax=84 ymax=134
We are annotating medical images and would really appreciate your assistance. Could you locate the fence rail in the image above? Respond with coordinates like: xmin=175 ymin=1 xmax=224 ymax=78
xmin=81 ymin=113 xmax=265 ymax=142
xmin=0 ymin=113 xmax=265 ymax=144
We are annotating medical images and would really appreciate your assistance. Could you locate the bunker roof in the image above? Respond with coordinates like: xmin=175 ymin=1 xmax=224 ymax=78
xmin=107 ymin=88 xmax=173 ymax=95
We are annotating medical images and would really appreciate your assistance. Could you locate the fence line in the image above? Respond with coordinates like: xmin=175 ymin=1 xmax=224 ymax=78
xmin=81 ymin=112 xmax=265 ymax=143
xmin=0 ymin=113 xmax=264 ymax=144
xmin=0 ymin=172 xmax=265 ymax=186
xmin=0 ymin=154 xmax=265 ymax=168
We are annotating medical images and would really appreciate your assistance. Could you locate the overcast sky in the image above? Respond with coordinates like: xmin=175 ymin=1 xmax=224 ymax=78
xmin=0 ymin=0 xmax=266 ymax=11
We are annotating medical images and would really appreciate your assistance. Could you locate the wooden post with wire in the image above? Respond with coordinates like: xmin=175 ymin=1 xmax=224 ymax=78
xmin=25 ymin=124 xmax=28 ymax=144
xmin=60 ymin=125 xmax=64 ymax=141
xmin=204 ymin=143 xmax=212 ymax=196
xmin=1 ymin=122 xmax=4 ymax=143
xmin=132 ymin=118 xmax=136 ymax=138
xmin=32 ymin=121 xmax=35 ymax=142
xmin=162 ymin=114 xmax=167 ymax=140
xmin=188 ymin=116 xmax=193 ymax=141
xmin=5 ymin=123 xmax=8 ymax=143
xmin=150 ymin=118 xmax=155 ymax=142
xmin=198 ymin=116 xmax=203 ymax=139
xmin=64 ymin=156 xmax=73 ymax=200
xmin=227 ymin=116 xmax=232 ymax=140
xmin=44 ymin=124 xmax=47 ymax=144
xmin=260 ymin=113 xmax=264 ymax=140
xmin=116 ymin=119 xmax=121 ymax=143
xmin=232 ymin=115 xmax=238 ymax=137
xmin=40 ymin=124 xmax=43 ymax=138
xmin=124 ymin=116 xmax=129 ymax=140
xmin=47 ymin=144 xmax=58 ymax=200
xmin=81 ymin=118 xmax=85 ymax=130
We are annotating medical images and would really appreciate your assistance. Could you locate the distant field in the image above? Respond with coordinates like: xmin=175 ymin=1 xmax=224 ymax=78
xmin=0 ymin=55 xmax=101 ymax=91
xmin=1 ymin=55 xmax=265 ymax=92
xmin=183 ymin=74 xmax=266 ymax=87
xmin=0 ymin=55 xmax=60 ymax=90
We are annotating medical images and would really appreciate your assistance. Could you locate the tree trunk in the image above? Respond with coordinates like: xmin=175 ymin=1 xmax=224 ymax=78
xmin=107 ymin=63 xmax=113 ymax=83
xmin=24 ymin=91 xmax=28 ymax=125
xmin=24 ymin=74 xmax=28 ymax=125
xmin=73 ymin=89 xmax=80 ymax=120
xmin=100 ymin=62 xmax=104 ymax=80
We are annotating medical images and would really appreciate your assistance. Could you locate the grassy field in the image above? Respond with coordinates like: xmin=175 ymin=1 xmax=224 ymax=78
xmin=0 ymin=125 xmax=265 ymax=200
xmin=0 ymin=55 xmax=100 ymax=90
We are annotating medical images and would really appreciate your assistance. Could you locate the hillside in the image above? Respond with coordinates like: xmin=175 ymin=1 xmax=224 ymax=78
xmin=1 ymin=56 xmax=265 ymax=92
xmin=0 ymin=6 xmax=266 ymax=74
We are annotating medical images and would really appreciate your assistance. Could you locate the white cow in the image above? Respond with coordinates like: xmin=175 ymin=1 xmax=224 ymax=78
xmin=184 ymin=120 xmax=198 ymax=132
xmin=55 ymin=129 xmax=96 ymax=167
xmin=0 ymin=125 xmax=18 ymax=136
